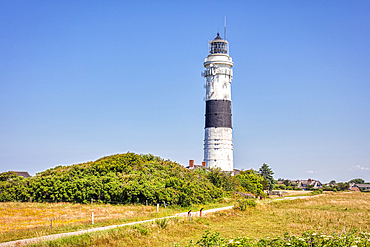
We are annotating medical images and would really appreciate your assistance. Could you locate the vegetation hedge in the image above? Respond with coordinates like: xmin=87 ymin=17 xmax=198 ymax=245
xmin=184 ymin=230 xmax=370 ymax=247
xmin=0 ymin=153 xmax=266 ymax=206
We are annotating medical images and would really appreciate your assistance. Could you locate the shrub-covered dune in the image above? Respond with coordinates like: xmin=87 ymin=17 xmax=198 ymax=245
xmin=1 ymin=153 xmax=267 ymax=207
xmin=0 ymin=153 xmax=223 ymax=206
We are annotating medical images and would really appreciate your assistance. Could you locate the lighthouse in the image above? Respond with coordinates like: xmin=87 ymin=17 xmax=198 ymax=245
xmin=202 ymin=33 xmax=234 ymax=172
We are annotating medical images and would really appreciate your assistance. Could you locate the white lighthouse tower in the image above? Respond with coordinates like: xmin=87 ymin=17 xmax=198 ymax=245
xmin=202 ymin=33 xmax=234 ymax=172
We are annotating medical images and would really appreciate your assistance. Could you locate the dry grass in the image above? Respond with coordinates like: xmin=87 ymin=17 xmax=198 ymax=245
xmin=30 ymin=192 xmax=370 ymax=246
xmin=0 ymin=202 xmax=153 ymax=232
xmin=215 ymin=192 xmax=370 ymax=239
xmin=0 ymin=201 xmax=232 ymax=243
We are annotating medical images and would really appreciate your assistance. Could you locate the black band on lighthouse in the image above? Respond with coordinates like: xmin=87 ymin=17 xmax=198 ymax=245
xmin=205 ymin=100 xmax=232 ymax=128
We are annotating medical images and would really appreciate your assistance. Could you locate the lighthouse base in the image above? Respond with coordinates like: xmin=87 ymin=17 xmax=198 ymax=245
xmin=203 ymin=127 xmax=233 ymax=171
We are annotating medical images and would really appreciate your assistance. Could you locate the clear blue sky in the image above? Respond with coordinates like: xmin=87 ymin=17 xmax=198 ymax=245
xmin=1 ymin=1 xmax=369 ymax=183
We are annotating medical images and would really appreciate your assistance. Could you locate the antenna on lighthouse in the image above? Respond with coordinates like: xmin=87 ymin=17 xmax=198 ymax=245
xmin=224 ymin=16 xmax=227 ymax=40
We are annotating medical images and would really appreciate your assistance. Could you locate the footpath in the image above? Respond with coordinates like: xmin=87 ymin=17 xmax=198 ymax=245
xmin=0 ymin=206 xmax=234 ymax=247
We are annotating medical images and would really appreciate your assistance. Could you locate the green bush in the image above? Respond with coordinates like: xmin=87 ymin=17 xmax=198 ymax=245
xmin=132 ymin=225 xmax=149 ymax=235
xmin=155 ymin=218 xmax=169 ymax=229
xmin=184 ymin=230 xmax=370 ymax=246
xmin=275 ymin=184 xmax=287 ymax=190
xmin=191 ymin=231 xmax=229 ymax=246
xmin=311 ymin=189 xmax=323 ymax=195
xmin=0 ymin=153 xmax=223 ymax=206
xmin=234 ymin=198 xmax=257 ymax=211
xmin=0 ymin=153 xmax=267 ymax=207
xmin=234 ymin=171 xmax=265 ymax=196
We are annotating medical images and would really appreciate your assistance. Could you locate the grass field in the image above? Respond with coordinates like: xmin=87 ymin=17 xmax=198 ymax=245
xmin=0 ymin=200 xmax=232 ymax=243
xmin=1 ymin=192 xmax=369 ymax=246
xmin=27 ymin=192 xmax=370 ymax=246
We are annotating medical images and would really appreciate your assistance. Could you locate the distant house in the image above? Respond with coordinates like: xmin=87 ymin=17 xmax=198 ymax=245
xmin=351 ymin=183 xmax=370 ymax=191
xmin=350 ymin=186 xmax=360 ymax=192
xmin=10 ymin=171 xmax=31 ymax=178
xmin=297 ymin=179 xmax=322 ymax=190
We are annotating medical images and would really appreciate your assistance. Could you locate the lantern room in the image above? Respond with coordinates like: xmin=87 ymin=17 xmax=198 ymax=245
xmin=209 ymin=32 xmax=229 ymax=55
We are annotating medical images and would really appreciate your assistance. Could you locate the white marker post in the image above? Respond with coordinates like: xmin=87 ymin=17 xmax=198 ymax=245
xmin=92 ymin=212 xmax=94 ymax=224
xmin=157 ymin=203 xmax=159 ymax=212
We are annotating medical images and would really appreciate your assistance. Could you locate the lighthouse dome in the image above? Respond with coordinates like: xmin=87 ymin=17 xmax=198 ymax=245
xmin=209 ymin=33 xmax=228 ymax=55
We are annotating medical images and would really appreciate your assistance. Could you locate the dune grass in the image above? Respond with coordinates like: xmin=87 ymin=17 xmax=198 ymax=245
xmin=0 ymin=200 xmax=232 ymax=243
xmin=28 ymin=192 xmax=370 ymax=246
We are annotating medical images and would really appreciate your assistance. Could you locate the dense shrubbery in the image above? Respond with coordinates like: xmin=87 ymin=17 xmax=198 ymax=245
xmin=0 ymin=153 xmax=267 ymax=206
xmin=185 ymin=230 xmax=370 ymax=246
xmin=234 ymin=198 xmax=257 ymax=211
xmin=0 ymin=153 xmax=221 ymax=206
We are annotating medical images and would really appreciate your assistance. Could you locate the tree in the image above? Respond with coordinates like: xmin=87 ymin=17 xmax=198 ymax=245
xmin=337 ymin=182 xmax=349 ymax=191
xmin=235 ymin=170 xmax=264 ymax=195
xmin=283 ymin=179 xmax=291 ymax=187
xmin=349 ymin=178 xmax=364 ymax=184
xmin=258 ymin=163 xmax=274 ymax=191
xmin=276 ymin=184 xmax=286 ymax=190
xmin=206 ymin=168 xmax=237 ymax=192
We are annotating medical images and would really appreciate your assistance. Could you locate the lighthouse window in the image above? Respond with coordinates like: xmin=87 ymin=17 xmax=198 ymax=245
xmin=210 ymin=42 xmax=228 ymax=54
